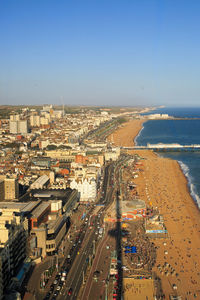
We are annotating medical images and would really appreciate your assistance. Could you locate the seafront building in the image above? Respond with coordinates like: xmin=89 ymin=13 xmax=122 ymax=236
xmin=70 ymin=177 xmax=97 ymax=202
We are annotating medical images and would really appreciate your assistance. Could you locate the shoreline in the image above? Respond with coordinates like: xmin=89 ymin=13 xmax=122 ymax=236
xmin=177 ymin=160 xmax=200 ymax=210
xmin=133 ymin=118 xmax=200 ymax=211
xmin=108 ymin=119 xmax=200 ymax=298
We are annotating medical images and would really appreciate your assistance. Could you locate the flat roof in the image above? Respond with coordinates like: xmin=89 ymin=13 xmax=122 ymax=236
xmin=0 ymin=202 xmax=26 ymax=211
xmin=31 ymin=202 xmax=50 ymax=219
xmin=29 ymin=189 xmax=73 ymax=202
xmin=46 ymin=215 xmax=64 ymax=233
xmin=123 ymin=277 xmax=155 ymax=300
xmin=0 ymin=201 xmax=39 ymax=213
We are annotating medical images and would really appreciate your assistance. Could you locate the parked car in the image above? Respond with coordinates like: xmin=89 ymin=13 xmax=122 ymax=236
xmin=68 ymin=287 xmax=73 ymax=296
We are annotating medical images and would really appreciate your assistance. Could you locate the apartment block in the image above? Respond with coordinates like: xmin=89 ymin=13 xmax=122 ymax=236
xmin=4 ymin=178 xmax=19 ymax=200
xmin=9 ymin=120 xmax=28 ymax=134
xmin=30 ymin=115 xmax=40 ymax=127
xmin=0 ymin=209 xmax=27 ymax=299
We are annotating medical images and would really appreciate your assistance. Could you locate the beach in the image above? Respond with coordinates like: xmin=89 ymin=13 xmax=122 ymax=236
xmin=107 ymin=119 xmax=144 ymax=147
xmin=109 ymin=119 xmax=200 ymax=299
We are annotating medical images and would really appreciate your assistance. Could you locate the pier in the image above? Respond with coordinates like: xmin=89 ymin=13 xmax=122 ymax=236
xmin=122 ymin=143 xmax=200 ymax=151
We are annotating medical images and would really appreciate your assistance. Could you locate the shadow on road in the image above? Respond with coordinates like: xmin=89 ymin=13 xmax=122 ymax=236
xmin=108 ymin=189 xmax=123 ymax=300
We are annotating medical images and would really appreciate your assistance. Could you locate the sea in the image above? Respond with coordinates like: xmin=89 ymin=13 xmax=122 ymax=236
xmin=135 ymin=107 xmax=200 ymax=210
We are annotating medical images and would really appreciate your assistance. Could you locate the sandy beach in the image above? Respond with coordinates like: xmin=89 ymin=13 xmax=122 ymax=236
xmin=109 ymin=119 xmax=200 ymax=299
xmin=107 ymin=119 xmax=144 ymax=147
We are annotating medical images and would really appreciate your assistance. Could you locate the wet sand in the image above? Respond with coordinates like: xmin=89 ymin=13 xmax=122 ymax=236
xmin=109 ymin=119 xmax=200 ymax=299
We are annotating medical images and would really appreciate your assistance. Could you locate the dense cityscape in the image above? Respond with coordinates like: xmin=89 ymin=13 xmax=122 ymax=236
xmin=0 ymin=105 xmax=159 ymax=300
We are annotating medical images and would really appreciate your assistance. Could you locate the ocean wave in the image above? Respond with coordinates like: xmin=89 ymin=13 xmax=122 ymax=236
xmin=134 ymin=125 xmax=145 ymax=146
xmin=178 ymin=160 xmax=200 ymax=209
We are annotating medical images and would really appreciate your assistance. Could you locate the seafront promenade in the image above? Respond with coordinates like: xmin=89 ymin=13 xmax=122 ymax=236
xmin=107 ymin=119 xmax=200 ymax=299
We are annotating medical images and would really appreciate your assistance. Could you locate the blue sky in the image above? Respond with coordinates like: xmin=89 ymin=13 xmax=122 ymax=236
xmin=1 ymin=0 xmax=200 ymax=106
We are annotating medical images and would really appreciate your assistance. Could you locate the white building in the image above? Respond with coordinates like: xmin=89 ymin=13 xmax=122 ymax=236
xmin=30 ymin=175 xmax=49 ymax=189
xmin=148 ymin=114 xmax=169 ymax=119
xmin=70 ymin=178 xmax=97 ymax=202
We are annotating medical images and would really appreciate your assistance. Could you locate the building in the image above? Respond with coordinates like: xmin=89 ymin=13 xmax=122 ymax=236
xmin=42 ymin=105 xmax=52 ymax=112
xmin=45 ymin=150 xmax=75 ymax=162
xmin=9 ymin=121 xmax=18 ymax=134
xmin=9 ymin=120 xmax=28 ymax=134
xmin=29 ymin=189 xmax=79 ymax=217
xmin=31 ymin=214 xmax=67 ymax=257
xmin=32 ymin=157 xmax=52 ymax=169
xmin=40 ymin=117 xmax=49 ymax=126
xmin=30 ymin=202 xmax=50 ymax=229
xmin=0 ymin=181 xmax=4 ymax=202
xmin=0 ymin=208 xmax=27 ymax=299
xmin=10 ymin=115 xmax=20 ymax=121
xmin=52 ymin=110 xmax=63 ymax=119
xmin=4 ymin=178 xmax=19 ymax=200
xmin=70 ymin=177 xmax=97 ymax=202
xmin=49 ymin=171 xmax=55 ymax=184
xmin=147 ymin=113 xmax=169 ymax=119
xmin=30 ymin=175 xmax=49 ymax=190
xmin=27 ymin=195 xmax=75 ymax=257
xmin=104 ymin=147 xmax=120 ymax=161
xmin=0 ymin=189 xmax=79 ymax=259
xmin=18 ymin=120 xmax=28 ymax=134
xmin=30 ymin=115 xmax=40 ymax=127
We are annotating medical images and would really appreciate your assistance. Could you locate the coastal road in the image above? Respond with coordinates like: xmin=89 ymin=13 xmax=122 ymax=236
xmin=58 ymin=216 xmax=99 ymax=300
xmin=60 ymin=163 xmax=117 ymax=299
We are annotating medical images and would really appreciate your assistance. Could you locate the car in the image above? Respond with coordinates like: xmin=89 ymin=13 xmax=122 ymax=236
xmin=68 ymin=287 xmax=73 ymax=296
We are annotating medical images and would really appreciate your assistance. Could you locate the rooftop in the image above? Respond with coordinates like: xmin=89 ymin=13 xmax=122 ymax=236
xmin=31 ymin=202 xmax=50 ymax=219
